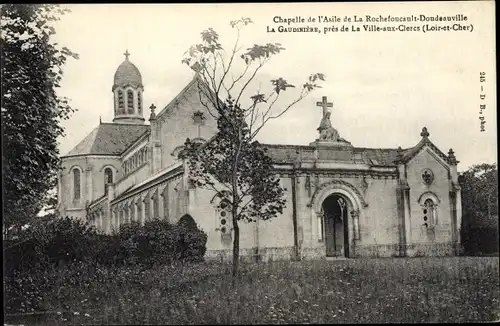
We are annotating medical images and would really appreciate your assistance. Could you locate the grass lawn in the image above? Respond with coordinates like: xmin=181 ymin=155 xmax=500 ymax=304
xmin=5 ymin=257 xmax=500 ymax=324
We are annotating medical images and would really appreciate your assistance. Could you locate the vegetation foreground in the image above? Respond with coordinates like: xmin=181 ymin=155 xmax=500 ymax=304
xmin=4 ymin=257 xmax=500 ymax=324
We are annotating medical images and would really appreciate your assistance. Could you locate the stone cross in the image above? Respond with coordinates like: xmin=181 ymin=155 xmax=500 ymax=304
xmin=149 ymin=103 xmax=157 ymax=120
xmin=316 ymin=96 xmax=333 ymax=118
xmin=124 ymin=49 xmax=130 ymax=60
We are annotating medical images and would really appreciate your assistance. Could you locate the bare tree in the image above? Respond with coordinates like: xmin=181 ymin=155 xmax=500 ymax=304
xmin=182 ymin=17 xmax=325 ymax=277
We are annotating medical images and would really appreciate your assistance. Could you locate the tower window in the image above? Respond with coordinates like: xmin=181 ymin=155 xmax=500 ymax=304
xmin=73 ymin=168 xmax=81 ymax=200
xmin=138 ymin=93 xmax=142 ymax=115
xmin=127 ymin=90 xmax=134 ymax=113
xmin=104 ymin=168 xmax=113 ymax=193
xmin=118 ymin=90 xmax=125 ymax=114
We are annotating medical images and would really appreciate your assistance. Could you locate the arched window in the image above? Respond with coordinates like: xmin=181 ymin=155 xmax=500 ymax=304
xmin=144 ymin=197 xmax=150 ymax=222
xmin=163 ymin=185 xmax=170 ymax=220
xmin=152 ymin=191 xmax=159 ymax=220
xmin=119 ymin=209 xmax=124 ymax=227
xmin=104 ymin=168 xmax=113 ymax=193
xmin=73 ymin=168 xmax=81 ymax=200
xmin=423 ymin=199 xmax=436 ymax=227
xmin=118 ymin=90 xmax=125 ymax=113
xmin=137 ymin=92 xmax=142 ymax=115
xmin=130 ymin=205 xmax=135 ymax=222
xmin=127 ymin=90 xmax=134 ymax=113
xmin=136 ymin=201 xmax=142 ymax=223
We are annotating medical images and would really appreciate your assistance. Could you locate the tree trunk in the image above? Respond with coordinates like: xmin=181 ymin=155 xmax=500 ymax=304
xmin=232 ymin=214 xmax=240 ymax=280
xmin=231 ymin=133 xmax=243 ymax=280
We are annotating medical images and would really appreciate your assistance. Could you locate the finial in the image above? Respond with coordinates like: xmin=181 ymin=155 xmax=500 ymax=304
xmin=149 ymin=103 xmax=157 ymax=121
xmin=396 ymin=146 xmax=403 ymax=160
xmin=190 ymin=62 xmax=202 ymax=73
xmin=420 ymin=127 xmax=429 ymax=138
xmin=448 ymin=148 xmax=457 ymax=164
xmin=124 ymin=49 xmax=130 ymax=60
xmin=99 ymin=115 xmax=102 ymax=124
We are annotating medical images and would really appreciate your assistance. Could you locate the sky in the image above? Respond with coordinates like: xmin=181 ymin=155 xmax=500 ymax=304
xmin=53 ymin=2 xmax=496 ymax=172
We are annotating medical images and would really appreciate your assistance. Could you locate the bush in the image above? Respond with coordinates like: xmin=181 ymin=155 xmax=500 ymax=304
xmin=461 ymin=226 xmax=499 ymax=255
xmin=177 ymin=214 xmax=207 ymax=262
xmin=4 ymin=214 xmax=208 ymax=276
xmin=117 ymin=215 xmax=208 ymax=266
xmin=4 ymin=216 xmax=100 ymax=277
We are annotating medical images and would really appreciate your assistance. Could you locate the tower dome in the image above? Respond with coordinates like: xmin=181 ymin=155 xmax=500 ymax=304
xmin=112 ymin=50 xmax=143 ymax=91
xmin=112 ymin=50 xmax=145 ymax=124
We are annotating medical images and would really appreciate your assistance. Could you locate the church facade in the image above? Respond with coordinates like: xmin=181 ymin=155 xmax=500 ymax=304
xmin=57 ymin=53 xmax=463 ymax=260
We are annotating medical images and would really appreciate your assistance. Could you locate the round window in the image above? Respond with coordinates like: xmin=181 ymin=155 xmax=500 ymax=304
xmin=221 ymin=219 xmax=226 ymax=225
xmin=221 ymin=226 xmax=226 ymax=233
xmin=221 ymin=202 xmax=228 ymax=209
xmin=423 ymin=209 xmax=427 ymax=214
xmin=220 ymin=211 xmax=226 ymax=217
xmin=423 ymin=216 xmax=428 ymax=221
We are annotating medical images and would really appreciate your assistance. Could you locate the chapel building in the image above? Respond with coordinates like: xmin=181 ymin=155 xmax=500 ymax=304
xmin=57 ymin=52 xmax=463 ymax=259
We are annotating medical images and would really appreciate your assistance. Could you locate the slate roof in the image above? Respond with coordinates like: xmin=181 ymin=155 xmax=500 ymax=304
xmin=352 ymin=147 xmax=412 ymax=166
xmin=63 ymin=123 xmax=150 ymax=157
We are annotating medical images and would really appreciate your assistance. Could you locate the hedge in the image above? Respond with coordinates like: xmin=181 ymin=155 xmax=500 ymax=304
xmin=4 ymin=214 xmax=208 ymax=277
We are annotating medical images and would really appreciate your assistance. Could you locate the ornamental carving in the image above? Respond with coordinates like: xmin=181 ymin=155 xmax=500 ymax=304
xmin=309 ymin=179 xmax=368 ymax=208
xmin=360 ymin=176 xmax=369 ymax=195
xmin=422 ymin=168 xmax=434 ymax=186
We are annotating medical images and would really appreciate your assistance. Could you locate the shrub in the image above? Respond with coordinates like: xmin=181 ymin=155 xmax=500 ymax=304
xmin=4 ymin=216 xmax=100 ymax=277
xmin=177 ymin=214 xmax=207 ymax=263
xmin=4 ymin=214 xmax=208 ymax=277
xmin=461 ymin=226 xmax=499 ymax=255
xmin=117 ymin=215 xmax=208 ymax=266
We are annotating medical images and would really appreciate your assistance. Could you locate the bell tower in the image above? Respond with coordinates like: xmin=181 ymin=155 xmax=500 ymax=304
xmin=112 ymin=50 xmax=145 ymax=124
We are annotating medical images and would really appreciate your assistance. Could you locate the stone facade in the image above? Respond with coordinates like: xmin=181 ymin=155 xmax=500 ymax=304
xmin=58 ymin=53 xmax=462 ymax=260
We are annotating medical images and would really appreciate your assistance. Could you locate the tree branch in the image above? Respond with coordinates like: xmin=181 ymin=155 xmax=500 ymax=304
xmin=217 ymin=28 xmax=241 ymax=96
xmin=250 ymin=88 xmax=308 ymax=139
xmin=235 ymin=58 xmax=269 ymax=107
xmin=237 ymin=196 xmax=255 ymax=217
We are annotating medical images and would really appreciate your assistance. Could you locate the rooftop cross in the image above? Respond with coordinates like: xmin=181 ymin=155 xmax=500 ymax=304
xmin=149 ymin=103 xmax=156 ymax=113
xmin=316 ymin=96 xmax=333 ymax=118
xmin=124 ymin=49 xmax=130 ymax=60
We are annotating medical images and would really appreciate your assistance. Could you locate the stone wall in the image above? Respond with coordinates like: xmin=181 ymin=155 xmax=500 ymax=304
xmin=158 ymin=81 xmax=218 ymax=170
xmin=406 ymin=146 xmax=454 ymax=252
xmin=59 ymin=155 xmax=122 ymax=220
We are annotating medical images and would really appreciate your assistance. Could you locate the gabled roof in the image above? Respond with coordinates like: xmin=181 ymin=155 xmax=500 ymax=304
xmin=63 ymin=123 xmax=150 ymax=157
xmin=396 ymin=137 xmax=452 ymax=165
xmin=156 ymin=73 xmax=222 ymax=120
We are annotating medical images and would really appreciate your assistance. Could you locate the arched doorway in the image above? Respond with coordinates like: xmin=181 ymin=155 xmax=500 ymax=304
xmin=322 ymin=194 xmax=350 ymax=258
